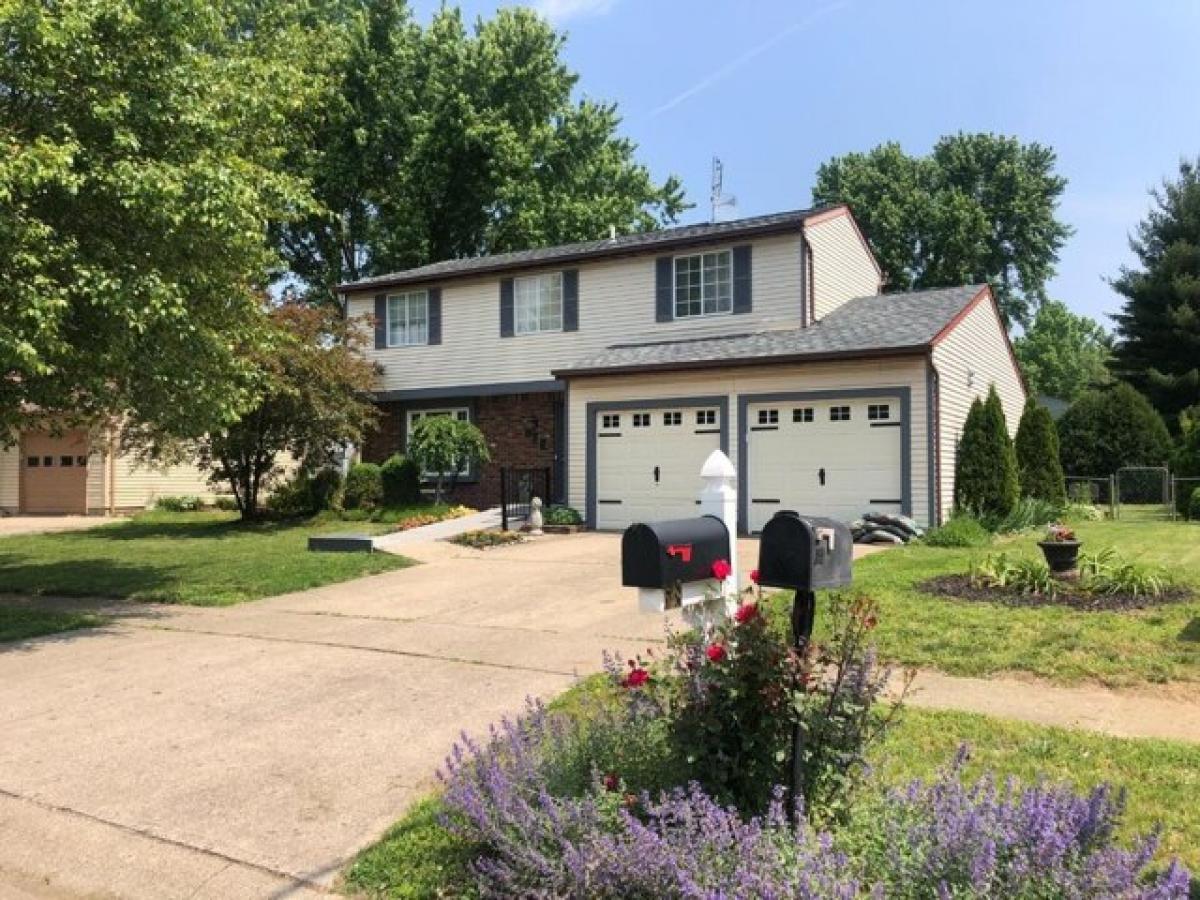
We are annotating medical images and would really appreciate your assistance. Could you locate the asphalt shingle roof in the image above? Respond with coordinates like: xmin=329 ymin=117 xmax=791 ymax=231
xmin=553 ymin=284 xmax=987 ymax=376
xmin=338 ymin=208 xmax=827 ymax=292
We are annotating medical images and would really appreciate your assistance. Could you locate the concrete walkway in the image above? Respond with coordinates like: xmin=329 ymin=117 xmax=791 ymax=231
xmin=0 ymin=531 xmax=1197 ymax=899
xmin=370 ymin=506 xmax=502 ymax=552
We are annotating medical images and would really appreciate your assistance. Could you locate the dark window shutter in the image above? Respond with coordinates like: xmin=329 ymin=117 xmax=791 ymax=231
xmin=374 ymin=294 xmax=387 ymax=348
xmin=562 ymin=269 xmax=579 ymax=332
xmin=500 ymin=278 xmax=514 ymax=337
xmin=732 ymin=244 xmax=752 ymax=314
xmin=427 ymin=288 xmax=442 ymax=345
xmin=655 ymin=256 xmax=673 ymax=322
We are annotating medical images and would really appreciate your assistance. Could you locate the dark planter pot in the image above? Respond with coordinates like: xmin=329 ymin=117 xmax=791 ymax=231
xmin=1039 ymin=540 xmax=1081 ymax=574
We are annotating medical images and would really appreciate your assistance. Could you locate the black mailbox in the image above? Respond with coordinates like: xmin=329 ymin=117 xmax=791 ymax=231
xmin=757 ymin=511 xmax=852 ymax=591
xmin=622 ymin=515 xmax=731 ymax=589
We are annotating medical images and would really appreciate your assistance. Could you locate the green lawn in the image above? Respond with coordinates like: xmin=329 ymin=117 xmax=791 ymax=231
xmin=803 ymin=518 xmax=1200 ymax=687
xmin=344 ymin=702 xmax=1200 ymax=897
xmin=0 ymin=510 xmax=417 ymax=606
xmin=0 ymin=605 xmax=104 ymax=642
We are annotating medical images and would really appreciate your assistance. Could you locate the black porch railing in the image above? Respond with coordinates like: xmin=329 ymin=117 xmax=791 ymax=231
xmin=500 ymin=466 xmax=552 ymax=531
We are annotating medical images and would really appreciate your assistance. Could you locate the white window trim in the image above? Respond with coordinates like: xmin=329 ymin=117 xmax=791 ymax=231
xmin=672 ymin=248 xmax=733 ymax=319
xmin=386 ymin=290 xmax=430 ymax=348
xmin=513 ymin=272 xmax=564 ymax=335
xmin=406 ymin=407 xmax=471 ymax=478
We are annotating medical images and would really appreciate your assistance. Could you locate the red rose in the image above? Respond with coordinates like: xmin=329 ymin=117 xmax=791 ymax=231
xmin=711 ymin=558 xmax=732 ymax=580
xmin=705 ymin=643 xmax=727 ymax=663
xmin=734 ymin=602 xmax=759 ymax=624
xmin=603 ymin=773 xmax=619 ymax=792
xmin=749 ymin=568 xmax=760 ymax=585
xmin=621 ymin=667 xmax=650 ymax=689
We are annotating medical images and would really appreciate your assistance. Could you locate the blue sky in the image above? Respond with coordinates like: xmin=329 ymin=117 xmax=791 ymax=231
xmin=413 ymin=0 xmax=1200 ymax=328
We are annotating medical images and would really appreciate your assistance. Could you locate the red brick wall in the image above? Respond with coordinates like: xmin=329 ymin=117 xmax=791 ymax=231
xmin=362 ymin=393 xmax=561 ymax=510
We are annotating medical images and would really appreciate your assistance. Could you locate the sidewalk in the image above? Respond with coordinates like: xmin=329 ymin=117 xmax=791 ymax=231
xmin=370 ymin=507 xmax=502 ymax=553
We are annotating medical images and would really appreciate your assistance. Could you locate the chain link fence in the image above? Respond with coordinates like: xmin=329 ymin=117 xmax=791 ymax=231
xmin=1065 ymin=475 xmax=1115 ymax=518
xmin=1115 ymin=466 xmax=1172 ymax=521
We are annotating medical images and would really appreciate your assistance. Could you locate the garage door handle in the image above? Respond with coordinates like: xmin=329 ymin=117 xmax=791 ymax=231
xmin=818 ymin=467 xmax=826 ymax=486
xmin=653 ymin=465 xmax=660 ymax=484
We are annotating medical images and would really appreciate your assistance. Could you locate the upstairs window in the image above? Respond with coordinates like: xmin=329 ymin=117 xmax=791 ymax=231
xmin=387 ymin=290 xmax=429 ymax=347
xmin=674 ymin=250 xmax=732 ymax=317
xmin=515 ymin=273 xmax=563 ymax=334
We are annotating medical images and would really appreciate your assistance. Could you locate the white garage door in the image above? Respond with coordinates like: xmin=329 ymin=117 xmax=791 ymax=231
xmin=746 ymin=397 xmax=903 ymax=532
xmin=595 ymin=405 xmax=722 ymax=530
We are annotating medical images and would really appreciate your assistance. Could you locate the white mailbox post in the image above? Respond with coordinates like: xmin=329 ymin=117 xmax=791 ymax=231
xmin=698 ymin=449 xmax=739 ymax=618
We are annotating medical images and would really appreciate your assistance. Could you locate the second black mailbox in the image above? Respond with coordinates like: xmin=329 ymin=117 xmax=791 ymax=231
xmin=621 ymin=515 xmax=731 ymax=589
xmin=757 ymin=510 xmax=852 ymax=591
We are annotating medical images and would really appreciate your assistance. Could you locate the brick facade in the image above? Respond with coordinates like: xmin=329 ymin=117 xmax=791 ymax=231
xmin=362 ymin=392 xmax=562 ymax=510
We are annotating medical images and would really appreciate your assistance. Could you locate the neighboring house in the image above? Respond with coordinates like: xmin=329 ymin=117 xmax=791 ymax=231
xmin=341 ymin=206 xmax=1025 ymax=532
xmin=0 ymin=427 xmax=220 ymax=515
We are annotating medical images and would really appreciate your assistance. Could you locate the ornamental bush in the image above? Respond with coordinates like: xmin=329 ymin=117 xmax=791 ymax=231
xmin=1190 ymin=487 xmax=1200 ymax=522
xmin=955 ymin=386 xmax=1019 ymax=518
xmin=1014 ymin=397 xmax=1067 ymax=503
xmin=1057 ymin=383 xmax=1172 ymax=478
xmin=343 ymin=462 xmax=383 ymax=510
xmin=380 ymin=454 xmax=421 ymax=506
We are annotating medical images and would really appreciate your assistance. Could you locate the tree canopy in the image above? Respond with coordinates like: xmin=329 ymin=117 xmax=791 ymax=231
xmin=812 ymin=133 xmax=1071 ymax=327
xmin=1013 ymin=300 xmax=1111 ymax=402
xmin=0 ymin=0 xmax=320 ymax=438
xmin=1109 ymin=158 xmax=1200 ymax=428
xmin=278 ymin=1 xmax=688 ymax=303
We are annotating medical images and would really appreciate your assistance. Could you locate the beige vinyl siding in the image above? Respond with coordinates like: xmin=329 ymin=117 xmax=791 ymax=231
xmin=806 ymin=213 xmax=881 ymax=320
xmin=0 ymin=442 xmax=19 ymax=510
xmin=566 ymin=356 xmax=933 ymax=527
xmin=109 ymin=453 xmax=219 ymax=510
xmin=350 ymin=232 xmax=806 ymax=392
xmin=86 ymin=449 xmax=106 ymax=511
xmin=931 ymin=294 xmax=1027 ymax=521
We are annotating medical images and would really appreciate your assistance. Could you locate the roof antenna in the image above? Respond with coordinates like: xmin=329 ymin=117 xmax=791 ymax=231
xmin=710 ymin=156 xmax=737 ymax=223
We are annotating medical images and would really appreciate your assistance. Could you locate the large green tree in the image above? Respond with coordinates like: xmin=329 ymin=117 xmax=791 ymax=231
xmin=0 ymin=0 xmax=321 ymax=438
xmin=812 ymin=133 xmax=1071 ymax=326
xmin=1109 ymin=158 xmax=1200 ymax=428
xmin=279 ymin=1 xmax=687 ymax=303
xmin=1013 ymin=300 xmax=1111 ymax=402
xmin=1057 ymin=383 xmax=1173 ymax=477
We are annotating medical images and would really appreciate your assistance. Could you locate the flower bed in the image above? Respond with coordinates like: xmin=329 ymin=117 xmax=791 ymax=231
xmin=921 ymin=574 xmax=1192 ymax=611
xmin=367 ymin=586 xmax=1191 ymax=897
xmin=449 ymin=529 xmax=524 ymax=550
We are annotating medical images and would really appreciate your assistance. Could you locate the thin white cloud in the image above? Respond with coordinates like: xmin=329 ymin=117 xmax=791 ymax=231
xmin=534 ymin=0 xmax=618 ymax=23
xmin=647 ymin=1 xmax=851 ymax=118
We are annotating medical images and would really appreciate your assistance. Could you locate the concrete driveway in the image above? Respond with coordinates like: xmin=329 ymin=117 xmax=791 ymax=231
xmin=0 ymin=515 xmax=109 ymax=537
xmin=0 ymin=532 xmax=711 ymax=899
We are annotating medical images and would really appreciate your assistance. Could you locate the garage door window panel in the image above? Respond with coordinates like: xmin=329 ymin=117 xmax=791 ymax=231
xmin=830 ymin=406 xmax=851 ymax=422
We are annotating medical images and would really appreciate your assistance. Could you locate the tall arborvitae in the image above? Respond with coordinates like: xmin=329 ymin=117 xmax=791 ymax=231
xmin=955 ymin=386 xmax=1019 ymax=517
xmin=1015 ymin=397 xmax=1067 ymax=504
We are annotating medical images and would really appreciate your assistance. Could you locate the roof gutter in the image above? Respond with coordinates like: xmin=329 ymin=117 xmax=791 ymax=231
xmin=552 ymin=344 xmax=930 ymax=381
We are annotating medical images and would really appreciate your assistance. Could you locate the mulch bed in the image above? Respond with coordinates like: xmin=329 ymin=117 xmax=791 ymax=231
xmin=919 ymin=575 xmax=1193 ymax=612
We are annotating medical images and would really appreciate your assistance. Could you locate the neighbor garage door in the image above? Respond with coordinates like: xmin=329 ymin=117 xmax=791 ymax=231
xmin=594 ymin=405 xmax=722 ymax=530
xmin=20 ymin=430 xmax=89 ymax=514
xmin=745 ymin=396 xmax=903 ymax=532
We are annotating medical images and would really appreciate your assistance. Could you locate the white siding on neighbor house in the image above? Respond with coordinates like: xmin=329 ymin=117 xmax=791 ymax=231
xmin=566 ymin=356 xmax=933 ymax=528
xmin=348 ymin=232 xmax=807 ymax=393
xmin=109 ymin=452 xmax=219 ymax=510
xmin=931 ymin=293 xmax=1027 ymax=521
xmin=0 ymin=443 xmax=18 ymax=510
xmin=805 ymin=213 xmax=881 ymax=320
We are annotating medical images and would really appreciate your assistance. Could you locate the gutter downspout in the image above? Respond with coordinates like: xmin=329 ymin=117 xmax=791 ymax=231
xmin=927 ymin=352 xmax=943 ymax=527
xmin=799 ymin=228 xmax=809 ymax=328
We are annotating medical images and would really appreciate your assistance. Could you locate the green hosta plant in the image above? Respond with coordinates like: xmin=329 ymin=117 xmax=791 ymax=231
xmin=1089 ymin=561 xmax=1169 ymax=598
xmin=969 ymin=553 xmax=1058 ymax=596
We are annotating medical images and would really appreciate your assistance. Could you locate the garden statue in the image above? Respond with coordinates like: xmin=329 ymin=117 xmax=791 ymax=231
xmin=528 ymin=497 xmax=544 ymax=535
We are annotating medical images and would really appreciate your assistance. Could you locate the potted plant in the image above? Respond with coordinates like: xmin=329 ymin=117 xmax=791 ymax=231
xmin=1038 ymin=523 xmax=1081 ymax=575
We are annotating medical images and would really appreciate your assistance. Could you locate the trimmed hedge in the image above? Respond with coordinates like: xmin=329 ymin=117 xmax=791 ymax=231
xmin=955 ymin=386 xmax=1019 ymax=518
xmin=381 ymin=454 xmax=421 ymax=506
xmin=343 ymin=462 xmax=383 ymax=510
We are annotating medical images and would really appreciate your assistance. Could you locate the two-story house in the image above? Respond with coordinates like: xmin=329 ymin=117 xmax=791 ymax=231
xmin=340 ymin=205 xmax=1025 ymax=534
